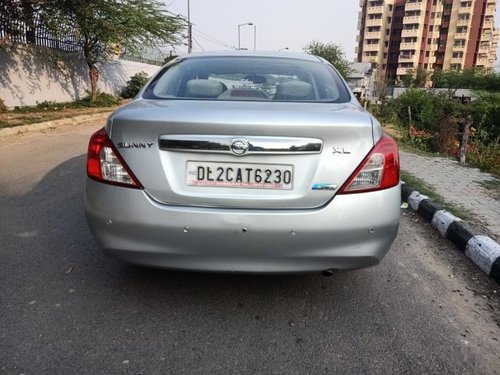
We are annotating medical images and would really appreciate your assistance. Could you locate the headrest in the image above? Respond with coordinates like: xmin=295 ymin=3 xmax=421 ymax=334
xmin=186 ymin=79 xmax=224 ymax=98
xmin=275 ymin=81 xmax=313 ymax=100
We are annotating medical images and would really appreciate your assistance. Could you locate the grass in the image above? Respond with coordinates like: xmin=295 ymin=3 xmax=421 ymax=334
xmin=477 ymin=179 xmax=500 ymax=200
xmin=400 ymin=170 xmax=475 ymax=221
xmin=0 ymin=93 xmax=123 ymax=129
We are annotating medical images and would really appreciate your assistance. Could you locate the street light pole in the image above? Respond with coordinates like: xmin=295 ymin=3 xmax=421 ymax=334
xmin=253 ymin=25 xmax=256 ymax=51
xmin=187 ymin=0 xmax=192 ymax=53
xmin=237 ymin=22 xmax=253 ymax=50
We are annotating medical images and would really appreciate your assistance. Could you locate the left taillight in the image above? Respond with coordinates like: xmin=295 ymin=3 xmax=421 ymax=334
xmin=86 ymin=128 xmax=142 ymax=189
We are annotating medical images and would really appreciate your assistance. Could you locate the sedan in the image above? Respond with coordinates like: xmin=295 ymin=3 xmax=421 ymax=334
xmin=84 ymin=51 xmax=400 ymax=274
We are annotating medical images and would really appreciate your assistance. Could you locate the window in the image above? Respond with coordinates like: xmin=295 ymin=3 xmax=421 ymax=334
xmin=144 ymin=56 xmax=351 ymax=103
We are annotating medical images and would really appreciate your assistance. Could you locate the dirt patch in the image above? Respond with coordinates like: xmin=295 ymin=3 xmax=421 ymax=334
xmin=0 ymin=106 xmax=119 ymax=129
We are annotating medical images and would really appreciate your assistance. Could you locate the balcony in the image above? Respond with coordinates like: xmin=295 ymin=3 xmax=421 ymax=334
xmin=397 ymin=67 xmax=413 ymax=76
xmin=450 ymin=56 xmax=464 ymax=65
xmin=481 ymin=32 xmax=493 ymax=41
xmin=485 ymin=6 xmax=495 ymax=17
xmin=455 ymin=32 xmax=468 ymax=40
xmin=365 ymin=31 xmax=382 ymax=39
xmin=478 ymin=44 xmax=490 ymax=54
xmin=399 ymin=41 xmax=418 ymax=50
xmin=366 ymin=18 xmax=384 ymax=27
xmin=453 ymin=44 xmax=466 ymax=51
xmin=398 ymin=54 xmax=416 ymax=63
xmin=475 ymin=57 xmax=488 ymax=66
xmin=402 ymin=28 xmax=420 ymax=38
xmin=405 ymin=1 xmax=423 ymax=11
xmin=363 ymin=43 xmax=380 ymax=52
xmin=367 ymin=6 xmax=384 ymax=15
xmin=456 ymin=18 xmax=470 ymax=26
xmin=403 ymin=15 xmax=422 ymax=24
xmin=483 ymin=18 xmax=493 ymax=30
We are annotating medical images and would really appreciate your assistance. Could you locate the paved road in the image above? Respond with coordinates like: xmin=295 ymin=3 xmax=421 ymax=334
xmin=1 ymin=124 xmax=499 ymax=374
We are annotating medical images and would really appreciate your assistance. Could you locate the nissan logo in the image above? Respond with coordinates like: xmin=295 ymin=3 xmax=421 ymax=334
xmin=230 ymin=139 xmax=250 ymax=156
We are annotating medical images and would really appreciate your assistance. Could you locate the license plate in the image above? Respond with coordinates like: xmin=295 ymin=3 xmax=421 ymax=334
xmin=186 ymin=161 xmax=293 ymax=190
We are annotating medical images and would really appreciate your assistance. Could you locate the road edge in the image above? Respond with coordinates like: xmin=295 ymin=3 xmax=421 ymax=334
xmin=0 ymin=112 xmax=112 ymax=137
xmin=401 ymin=182 xmax=500 ymax=284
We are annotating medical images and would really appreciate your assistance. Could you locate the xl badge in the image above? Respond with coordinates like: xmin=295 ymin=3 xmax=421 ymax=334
xmin=332 ymin=147 xmax=351 ymax=154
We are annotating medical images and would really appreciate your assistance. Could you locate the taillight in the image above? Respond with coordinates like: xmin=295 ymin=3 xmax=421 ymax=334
xmin=338 ymin=134 xmax=399 ymax=194
xmin=86 ymin=128 xmax=142 ymax=189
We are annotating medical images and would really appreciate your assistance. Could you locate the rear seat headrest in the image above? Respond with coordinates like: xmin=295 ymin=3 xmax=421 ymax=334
xmin=186 ymin=79 xmax=224 ymax=98
xmin=275 ymin=81 xmax=313 ymax=100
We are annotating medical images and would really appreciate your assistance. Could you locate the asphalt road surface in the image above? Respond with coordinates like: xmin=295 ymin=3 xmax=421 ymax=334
xmin=1 ymin=123 xmax=499 ymax=374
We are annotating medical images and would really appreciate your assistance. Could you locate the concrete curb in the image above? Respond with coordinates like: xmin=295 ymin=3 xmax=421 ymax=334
xmin=401 ymin=182 xmax=500 ymax=284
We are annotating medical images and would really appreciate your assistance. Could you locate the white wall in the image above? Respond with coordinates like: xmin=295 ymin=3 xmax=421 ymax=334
xmin=0 ymin=45 xmax=161 ymax=108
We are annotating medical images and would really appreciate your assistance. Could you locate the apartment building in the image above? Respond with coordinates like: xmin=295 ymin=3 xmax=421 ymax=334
xmin=355 ymin=0 xmax=499 ymax=82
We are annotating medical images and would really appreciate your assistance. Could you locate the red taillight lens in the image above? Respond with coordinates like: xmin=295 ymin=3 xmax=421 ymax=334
xmin=338 ymin=134 xmax=399 ymax=194
xmin=86 ymin=128 xmax=142 ymax=189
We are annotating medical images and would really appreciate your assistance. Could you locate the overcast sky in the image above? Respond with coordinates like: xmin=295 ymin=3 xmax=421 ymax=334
xmin=166 ymin=0 xmax=500 ymax=70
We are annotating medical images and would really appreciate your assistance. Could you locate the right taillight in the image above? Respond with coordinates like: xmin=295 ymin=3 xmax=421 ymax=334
xmin=338 ymin=134 xmax=399 ymax=194
xmin=87 ymin=128 xmax=142 ymax=189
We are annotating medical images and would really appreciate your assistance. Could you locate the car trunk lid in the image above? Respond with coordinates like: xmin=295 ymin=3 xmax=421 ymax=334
xmin=108 ymin=99 xmax=374 ymax=209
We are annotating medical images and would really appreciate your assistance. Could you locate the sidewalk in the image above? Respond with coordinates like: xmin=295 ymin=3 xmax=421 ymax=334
xmin=400 ymin=151 xmax=500 ymax=241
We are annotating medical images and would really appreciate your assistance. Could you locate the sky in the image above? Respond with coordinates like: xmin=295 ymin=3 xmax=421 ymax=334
xmin=165 ymin=0 xmax=500 ymax=71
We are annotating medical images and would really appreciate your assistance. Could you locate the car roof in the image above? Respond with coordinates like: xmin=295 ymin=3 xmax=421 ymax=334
xmin=178 ymin=50 xmax=325 ymax=63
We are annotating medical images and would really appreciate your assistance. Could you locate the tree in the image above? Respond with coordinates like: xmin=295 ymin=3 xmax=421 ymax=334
xmin=303 ymin=41 xmax=351 ymax=78
xmin=46 ymin=0 xmax=184 ymax=102
xmin=433 ymin=68 xmax=500 ymax=92
xmin=399 ymin=66 xmax=429 ymax=88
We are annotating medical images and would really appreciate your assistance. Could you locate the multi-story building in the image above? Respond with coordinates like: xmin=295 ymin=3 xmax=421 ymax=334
xmin=355 ymin=0 xmax=499 ymax=83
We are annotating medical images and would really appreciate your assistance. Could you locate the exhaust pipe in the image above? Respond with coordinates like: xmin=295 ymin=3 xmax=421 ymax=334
xmin=321 ymin=269 xmax=334 ymax=277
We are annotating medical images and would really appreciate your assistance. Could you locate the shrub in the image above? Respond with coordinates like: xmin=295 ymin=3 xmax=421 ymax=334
xmin=467 ymin=142 xmax=500 ymax=176
xmin=79 ymin=92 xmax=120 ymax=107
xmin=393 ymin=89 xmax=437 ymax=132
xmin=121 ymin=71 xmax=149 ymax=99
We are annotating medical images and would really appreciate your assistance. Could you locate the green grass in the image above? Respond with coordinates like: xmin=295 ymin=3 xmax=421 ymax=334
xmin=477 ymin=179 xmax=500 ymax=200
xmin=0 ymin=94 xmax=124 ymax=129
xmin=400 ymin=170 xmax=475 ymax=221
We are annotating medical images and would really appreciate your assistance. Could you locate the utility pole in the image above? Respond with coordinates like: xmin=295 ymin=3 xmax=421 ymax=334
xmin=187 ymin=0 xmax=192 ymax=53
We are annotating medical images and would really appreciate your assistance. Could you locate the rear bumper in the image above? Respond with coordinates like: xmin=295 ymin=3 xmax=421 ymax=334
xmin=84 ymin=178 xmax=401 ymax=273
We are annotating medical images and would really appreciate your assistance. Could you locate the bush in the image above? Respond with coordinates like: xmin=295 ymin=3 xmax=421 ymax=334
xmin=393 ymin=89 xmax=438 ymax=132
xmin=78 ymin=92 xmax=120 ymax=107
xmin=121 ymin=71 xmax=149 ymax=99
xmin=467 ymin=142 xmax=500 ymax=176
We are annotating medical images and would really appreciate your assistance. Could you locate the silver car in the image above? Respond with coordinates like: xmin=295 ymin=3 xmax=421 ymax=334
xmin=84 ymin=51 xmax=400 ymax=274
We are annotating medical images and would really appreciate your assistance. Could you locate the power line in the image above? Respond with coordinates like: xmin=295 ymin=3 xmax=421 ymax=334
xmin=192 ymin=28 xmax=234 ymax=49
xmin=192 ymin=36 xmax=205 ymax=51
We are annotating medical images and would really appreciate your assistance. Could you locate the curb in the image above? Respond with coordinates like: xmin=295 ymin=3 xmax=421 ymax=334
xmin=401 ymin=182 xmax=500 ymax=284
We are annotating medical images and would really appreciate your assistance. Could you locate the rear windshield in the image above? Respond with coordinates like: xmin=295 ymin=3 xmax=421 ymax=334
xmin=142 ymin=56 xmax=351 ymax=103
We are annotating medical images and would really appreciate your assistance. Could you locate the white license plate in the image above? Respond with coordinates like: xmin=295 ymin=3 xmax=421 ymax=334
xmin=186 ymin=161 xmax=293 ymax=190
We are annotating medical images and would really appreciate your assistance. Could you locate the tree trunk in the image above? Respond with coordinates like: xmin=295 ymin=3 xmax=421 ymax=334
xmin=0 ymin=97 xmax=6 ymax=112
xmin=407 ymin=106 xmax=413 ymax=141
xmin=88 ymin=64 xmax=99 ymax=103
xmin=458 ymin=116 xmax=472 ymax=164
